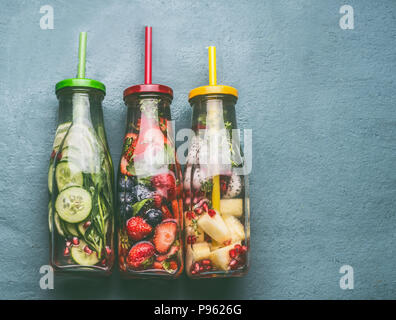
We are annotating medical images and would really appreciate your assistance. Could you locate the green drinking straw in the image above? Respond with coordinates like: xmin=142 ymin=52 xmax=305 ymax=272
xmin=77 ymin=32 xmax=87 ymax=79
xmin=55 ymin=32 xmax=106 ymax=94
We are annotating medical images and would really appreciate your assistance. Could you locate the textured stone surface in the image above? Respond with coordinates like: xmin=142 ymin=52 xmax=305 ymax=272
xmin=0 ymin=0 xmax=395 ymax=299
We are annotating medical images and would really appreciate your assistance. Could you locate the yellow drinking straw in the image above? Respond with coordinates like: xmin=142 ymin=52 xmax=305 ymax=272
xmin=189 ymin=46 xmax=238 ymax=212
xmin=208 ymin=46 xmax=221 ymax=212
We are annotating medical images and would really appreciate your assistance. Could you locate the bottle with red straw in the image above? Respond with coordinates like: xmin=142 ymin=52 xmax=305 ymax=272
xmin=117 ymin=26 xmax=183 ymax=279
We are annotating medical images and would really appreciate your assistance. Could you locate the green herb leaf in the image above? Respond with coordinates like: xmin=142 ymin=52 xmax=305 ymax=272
xmin=132 ymin=198 xmax=152 ymax=216
xmin=141 ymin=256 xmax=154 ymax=269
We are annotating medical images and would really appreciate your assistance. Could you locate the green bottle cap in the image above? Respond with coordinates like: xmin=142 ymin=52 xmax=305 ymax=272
xmin=55 ymin=32 xmax=106 ymax=94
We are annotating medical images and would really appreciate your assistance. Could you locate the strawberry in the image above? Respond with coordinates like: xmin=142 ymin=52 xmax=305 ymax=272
xmin=155 ymin=245 xmax=179 ymax=262
xmin=153 ymin=220 xmax=177 ymax=254
xmin=126 ymin=241 xmax=155 ymax=270
xmin=120 ymin=156 xmax=131 ymax=176
xmin=151 ymin=173 xmax=176 ymax=200
xmin=126 ymin=217 xmax=152 ymax=241
xmin=153 ymin=261 xmax=164 ymax=270
xmin=153 ymin=193 xmax=162 ymax=208
xmin=161 ymin=204 xmax=173 ymax=219
xmin=169 ymin=260 xmax=178 ymax=270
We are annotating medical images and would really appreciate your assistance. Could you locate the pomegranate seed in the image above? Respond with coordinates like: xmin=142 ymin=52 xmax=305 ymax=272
xmin=84 ymin=246 xmax=92 ymax=254
xmin=241 ymin=245 xmax=248 ymax=253
xmin=202 ymin=259 xmax=211 ymax=266
xmin=65 ymin=241 xmax=71 ymax=247
xmin=194 ymin=207 xmax=203 ymax=215
xmin=208 ymin=209 xmax=216 ymax=217
xmin=194 ymin=262 xmax=200 ymax=273
xmin=101 ymin=259 xmax=107 ymax=266
xmin=72 ymin=237 xmax=79 ymax=246
xmin=105 ymin=246 xmax=112 ymax=256
xmin=205 ymin=265 xmax=212 ymax=270
xmin=202 ymin=203 xmax=209 ymax=212
xmin=187 ymin=235 xmax=197 ymax=244
xmin=229 ymin=249 xmax=237 ymax=259
xmin=234 ymin=244 xmax=242 ymax=253
xmin=193 ymin=197 xmax=198 ymax=204
xmin=63 ymin=247 xmax=70 ymax=256
xmin=199 ymin=266 xmax=204 ymax=271
xmin=186 ymin=211 xmax=195 ymax=220
xmin=191 ymin=270 xmax=197 ymax=275
xmin=229 ymin=259 xmax=238 ymax=269
xmin=83 ymin=221 xmax=91 ymax=229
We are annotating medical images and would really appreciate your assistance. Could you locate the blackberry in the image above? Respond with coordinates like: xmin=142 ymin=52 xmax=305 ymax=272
xmin=142 ymin=209 xmax=163 ymax=227
xmin=118 ymin=192 xmax=136 ymax=205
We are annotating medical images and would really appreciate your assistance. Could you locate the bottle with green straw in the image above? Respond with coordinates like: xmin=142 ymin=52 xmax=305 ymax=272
xmin=48 ymin=32 xmax=114 ymax=275
xmin=184 ymin=46 xmax=250 ymax=278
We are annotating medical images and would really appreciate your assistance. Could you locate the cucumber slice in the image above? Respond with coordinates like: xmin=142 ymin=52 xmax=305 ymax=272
xmin=48 ymin=163 xmax=54 ymax=193
xmin=54 ymin=212 xmax=64 ymax=237
xmin=48 ymin=203 xmax=52 ymax=233
xmin=65 ymin=223 xmax=79 ymax=237
xmin=55 ymin=187 xmax=92 ymax=223
xmin=78 ymin=221 xmax=88 ymax=236
xmin=71 ymin=240 xmax=100 ymax=266
xmin=52 ymin=122 xmax=72 ymax=150
xmin=55 ymin=161 xmax=83 ymax=191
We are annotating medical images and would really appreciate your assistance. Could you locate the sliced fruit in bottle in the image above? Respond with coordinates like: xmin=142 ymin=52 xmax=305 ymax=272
xmin=65 ymin=222 xmax=79 ymax=237
xmin=192 ymin=242 xmax=211 ymax=261
xmin=197 ymin=211 xmax=231 ymax=244
xmin=55 ymin=186 xmax=92 ymax=223
xmin=48 ymin=163 xmax=54 ymax=193
xmin=220 ymin=199 xmax=243 ymax=217
xmin=48 ymin=203 xmax=53 ymax=233
xmin=153 ymin=220 xmax=177 ymax=254
xmin=52 ymin=122 xmax=72 ymax=149
xmin=54 ymin=212 xmax=65 ymax=237
xmin=224 ymin=215 xmax=245 ymax=242
xmin=55 ymin=161 xmax=83 ymax=191
xmin=71 ymin=240 xmax=100 ymax=266
xmin=209 ymin=242 xmax=241 ymax=271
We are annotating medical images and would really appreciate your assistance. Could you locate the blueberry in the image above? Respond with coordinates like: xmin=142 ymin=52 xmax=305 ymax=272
xmin=142 ymin=209 xmax=163 ymax=226
xmin=132 ymin=185 xmax=154 ymax=201
xmin=118 ymin=175 xmax=135 ymax=191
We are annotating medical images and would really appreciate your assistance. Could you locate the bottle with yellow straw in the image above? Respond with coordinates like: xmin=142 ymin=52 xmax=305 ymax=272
xmin=184 ymin=46 xmax=250 ymax=278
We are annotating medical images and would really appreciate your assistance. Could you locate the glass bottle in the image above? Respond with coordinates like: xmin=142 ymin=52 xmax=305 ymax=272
xmin=48 ymin=33 xmax=114 ymax=274
xmin=117 ymin=27 xmax=183 ymax=278
xmin=184 ymin=47 xmax=250 ymax=278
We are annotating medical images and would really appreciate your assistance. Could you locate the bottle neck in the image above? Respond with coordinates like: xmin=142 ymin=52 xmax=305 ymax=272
xmin=124 ymin=94 xmax=172 ymax=135
xmin=57 ymin=88 xmax=104 ymax=129
xmin=72 ymin=92 xmax=92 ymax=126
xmin=190 ymin=95 xmax=238 ymax=133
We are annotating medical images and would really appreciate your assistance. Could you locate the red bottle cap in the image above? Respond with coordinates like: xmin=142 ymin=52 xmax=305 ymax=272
xmin=123 ymin=26 xmax=173 ymax=99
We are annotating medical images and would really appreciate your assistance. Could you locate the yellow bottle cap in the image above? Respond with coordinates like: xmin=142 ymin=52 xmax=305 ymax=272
xmin=188 ymin=46 xmax=238 ymax=100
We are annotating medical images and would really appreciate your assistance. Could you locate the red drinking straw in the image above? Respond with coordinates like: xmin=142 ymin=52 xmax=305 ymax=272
xmin=123 ymin=26 xmax=173 ymax=98
xmin=145 ymin=26 xmax=152 ymax=84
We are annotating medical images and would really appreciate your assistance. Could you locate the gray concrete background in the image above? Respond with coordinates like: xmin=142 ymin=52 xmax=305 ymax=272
xmin=0 ymin=0 xmax=395 ymax=299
